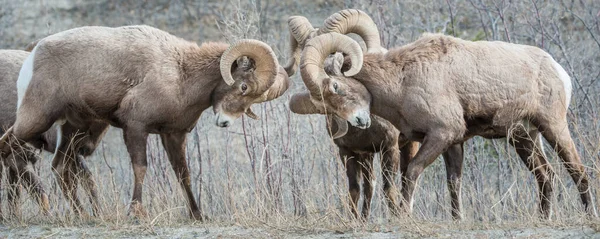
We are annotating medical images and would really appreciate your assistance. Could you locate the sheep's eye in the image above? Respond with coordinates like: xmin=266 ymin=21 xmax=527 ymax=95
xmin=332 ymin=82 xmax=338 ymax=92
xmin=241 ymin=83 xmax=248 ymax=93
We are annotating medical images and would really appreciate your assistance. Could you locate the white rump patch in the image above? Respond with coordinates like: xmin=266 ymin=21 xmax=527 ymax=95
xmin=17 ymin=47 xmax=37 ymax=109
xmin=551 ymin=60 xmax=572 ymax=106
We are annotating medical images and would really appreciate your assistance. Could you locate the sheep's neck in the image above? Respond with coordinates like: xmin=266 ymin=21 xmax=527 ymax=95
xmin=179 ymin=46 xmax=227 ymax=114
xmin=355 ymin=62 xmax=405 ymax=128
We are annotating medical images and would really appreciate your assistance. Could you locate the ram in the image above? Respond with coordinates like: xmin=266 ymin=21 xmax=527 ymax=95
xmin=0 ymin=49 xmax=108 ymax=218
xmin=0 ymin=50 xmax=49 ymax=218
xmin=0 ymin=25 xmax=290 ymax=220
xmin=285 ymin=9 xmax=419 ymax=219
xmin=292 ymin=31 xmax=596 ymax=219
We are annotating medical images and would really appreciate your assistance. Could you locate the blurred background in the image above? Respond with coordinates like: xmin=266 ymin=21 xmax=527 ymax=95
xmin=0 ymin=0 xmax=599 ymax=228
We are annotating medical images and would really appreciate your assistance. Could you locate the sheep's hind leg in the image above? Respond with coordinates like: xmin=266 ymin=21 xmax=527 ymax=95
xmin=539 ymin=119 xmax=597 ymax=217
xmin=160 ymin=132 xmax=203 ymax=220
xmin=509 ymin=129 xmax=555 ymax=219
xmin=123 ymin=125 xmax=149 ymax=219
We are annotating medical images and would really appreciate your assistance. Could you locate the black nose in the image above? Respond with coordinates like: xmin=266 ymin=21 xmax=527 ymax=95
xmin=219 ymin=121 xmax=230 ymax=127
xmin=356 ymin=117 xmax=364 ymax=126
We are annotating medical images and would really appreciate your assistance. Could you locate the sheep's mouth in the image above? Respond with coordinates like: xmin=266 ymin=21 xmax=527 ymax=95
xmin=348 ymin=109 xmax=371 ymax=129
xmin=353 ymin=119 xmax=371 ymax=129
xmin=215 ymin=113 xmax=234 ymax=128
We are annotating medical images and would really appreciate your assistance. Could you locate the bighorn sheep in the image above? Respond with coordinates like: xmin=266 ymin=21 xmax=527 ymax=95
xmin=0 ymin=25 xmax=290 ymax=220
xmin=292 ymin=31 xmax=596 ymax=219
xmin=0 ymin=50 xmax=49 ymax=218
xmin=285 ymin=9 xmax=418 ymax=219
xmin=0 ymin=49 xmax=106 ymax=218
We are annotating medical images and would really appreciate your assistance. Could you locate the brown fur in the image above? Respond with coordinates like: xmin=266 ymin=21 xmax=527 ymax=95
xmin=298 ymin=33 xmax=594 ymax=219
xmin=0 ymin=50 xmax=107 ymax=218
xmin=0 ymin=50 xmax=49 ymax=218
xmin=286 ymin=13 xmax=412 ymax=219
xmin=5 ymin=25 xmax=289 ymax=220
xmin=329 ymin=114 xmax=418 ymax=219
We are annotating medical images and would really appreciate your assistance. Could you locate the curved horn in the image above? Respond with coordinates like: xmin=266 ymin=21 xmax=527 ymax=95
xmin=331 ymin=115 xmax=349 ymax=139
xmin=300 ymin=32 xmax=363 ymax=98
xmin=288 ymin=16 xmax=317 ymax=45
xmin=220 ymin=39 xmax=278 ymax=94
xmin=284 ymin=16 xmax=317 ymax=76
xmin=255 ymin=66 xmax=291 ymax=103
xmin=245 ymin=108 xmax=259 ymax=120
xmin=318 ymin=9 xmax=385 ymax=53
xmin=283 ymin=31 xmax=300 ymax=76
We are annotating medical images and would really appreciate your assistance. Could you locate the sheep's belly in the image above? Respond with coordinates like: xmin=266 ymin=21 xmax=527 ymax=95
xmin=465 ymin=117 xmax=535 ymax=139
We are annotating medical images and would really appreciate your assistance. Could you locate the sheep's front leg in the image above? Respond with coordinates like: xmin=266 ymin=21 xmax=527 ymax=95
xmin=123 ymin=126 xmax=149 ymax=218
xmin=160 ymin=132 xmax=203 ymax=221
xmin=360 ymin=153 xmax=375 ymax=219
xmin=442 ymin=143 xmax=464 ymax=220
xmin=339 ymin=147 xmax=361 ymax=219
xmin=76 ymin=155 xmax=100 ymax=217
xmin=401 ymin=132 xmax=454 ymax=215
xmin=381 ymin=144 xmax=401 ymax=216
xmin=398 ymin=141 xmax=418 ymax=213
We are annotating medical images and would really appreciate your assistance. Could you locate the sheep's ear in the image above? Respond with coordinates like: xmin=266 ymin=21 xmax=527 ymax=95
xmin=324 ymin=52 xmax=345 ymax=76
xmin=289 ymin=92 xmax=323 ymax=114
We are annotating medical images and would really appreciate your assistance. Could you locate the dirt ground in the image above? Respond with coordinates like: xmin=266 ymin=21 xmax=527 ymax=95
xmin=1 ymin=224 xmax=598 ymax=238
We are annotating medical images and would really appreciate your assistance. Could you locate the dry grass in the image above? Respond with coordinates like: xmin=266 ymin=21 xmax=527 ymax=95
xmin=1 ymin=0 xmax=600 ymax=237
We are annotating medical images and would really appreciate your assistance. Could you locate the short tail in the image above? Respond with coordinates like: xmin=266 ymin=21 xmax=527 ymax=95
xmin=24 ymin=39 xmax=40 ymax=52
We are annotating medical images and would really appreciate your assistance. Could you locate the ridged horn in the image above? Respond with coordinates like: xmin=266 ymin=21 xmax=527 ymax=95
xmin=255 ymin=66 xmax=291 ymax=103
xmin=331 ymin=115 xmax=349 ymax=139
xmin=299 ymin=32 xmax=363 ymax=98
xmin=318 ymin=9 xmax=385 ymax=53
xmin=284 ymin=16 xmax=317 ymax=76
xmin=219 ymin=39 xmax=278 ymax=94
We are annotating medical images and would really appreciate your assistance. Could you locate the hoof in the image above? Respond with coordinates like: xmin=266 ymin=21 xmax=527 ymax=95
xmin=128 ymin=202 xmax=149 ymax=219
xmin=40 ymin=193 xmax=50 ymax=215
xmin=191 ymin=211 xmax=204 ymax=221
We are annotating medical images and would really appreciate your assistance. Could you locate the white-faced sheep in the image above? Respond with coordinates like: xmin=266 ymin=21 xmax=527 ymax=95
xmin=291 ymin=31 xmax=595 ymax=219
xmin=0 ymin=25 xmax=290 ymax=220
xmin=285 ymin=9 xmax=419 ymax=219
